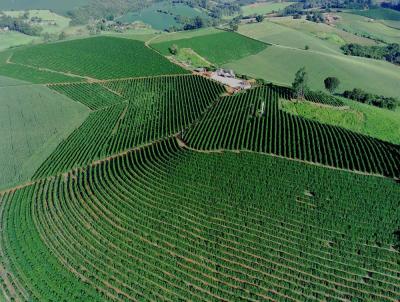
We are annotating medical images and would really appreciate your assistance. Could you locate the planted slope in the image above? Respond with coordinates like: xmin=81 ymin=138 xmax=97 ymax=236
xmin=33 ymin=75 xmax=225 ymax=178
xmin=151 ymin=31 xmax=268 ymax=65
xmin=183 ymin=85 xmax=400 ymax=178
xmin=0 ymin=85 xmax=89 ymax=190
xmin=49 ymin=82 xmax=127 ymax=110
xmin=10 ymin=36 xmax=188 ymax=80
xmin=2 ymin=138 xmax=399 ymax=301
xmin=0 ymin=51 xmax=80 ymax=84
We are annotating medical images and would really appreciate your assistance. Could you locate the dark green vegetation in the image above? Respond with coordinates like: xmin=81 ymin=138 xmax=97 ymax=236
xmin=0 ymin=84 xmax=89 ymax=190
xmin=184 ymin=85 xmax=400 ymax=178
xmin=152 ymin=30 xmax=268 ymax=65
xmin=0 ymin=12 xmax=42 ymax=36
xmin=342 ymin=88 xmax=399 ymax=111
xmin=341 ymin=43 xmax=400 ymax=64
xmin=11 ymin=36 xmax=187 ymax=80
xmin=117 ymin=2 xmax=209 ymax=31
xmin=0 ymin=51 xmax=79 ymax=84
xmin=350 ymin=8 xmax=400 ymax=21
xmin=304 ymin=91 xmax=344 ymax=106
xmin=1 ymin=30 xmax=400 ymax=302
xmin=33 ymin=75 xmax=225 ymax=178
xmin=0 ymin=0 xmax=88 ymax=13
xmin=49 ymin=83 xmax=126 ymax=110
xmin=2 ymin=138 xmax=399 ymax=301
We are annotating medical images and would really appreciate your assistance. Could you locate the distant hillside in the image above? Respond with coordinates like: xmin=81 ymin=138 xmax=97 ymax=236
xmin=0 ymin=0 xmax=88 ymax=13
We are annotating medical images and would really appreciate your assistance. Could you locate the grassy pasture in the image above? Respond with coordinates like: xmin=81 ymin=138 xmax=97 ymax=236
xmin=3 ymin=10 xmax=71 ymax=34
xmin=350 ymin=8 xmax=400 ymax=21
xmin=152 ymin=30 xmax=268 ymax=65
xmin=0 ymin=31 xmax=38 ymax=51
xmin=0 ymin=0 xmax=88 ymax=13
xmin=241 ymin=2 xmax=295 ymax=16
xmin=0 ymin=85 xmax=89 ymax=189
xmin=281 ymin=99 xmax=400 ymax=144
xmin=10 ymin=36 xmax=188 ymax=80
xmin=270 ymin=17 xmax=377 ymax=46
xmin=238 ymin=20 xmax=343 ymax=53
xmin=117 ymin=2 xmax=208 ymax=31
xmin=224 ymin=46 xmax=400 ymax=97
xmin=335 ymin=12 xmax=400 ymax=44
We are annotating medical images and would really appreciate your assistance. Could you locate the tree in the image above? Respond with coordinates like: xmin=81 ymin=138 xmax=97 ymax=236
xmin=255 ymin=15 xmax=264 ymax=22
xmin=292 ymin=67 xmax=308 ymax=99
xmin=168 ymin=44 xmax=178 ymax=55
xmin=58 ymin=31 xmax=67 ymax=40
xmin=324 ymin=77 xmax=340 ymax=94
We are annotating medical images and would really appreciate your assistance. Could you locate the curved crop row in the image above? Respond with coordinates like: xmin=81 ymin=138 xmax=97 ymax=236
xmin=49 ymin=83 xmax=127 ymax=110
xmin=33 ymin=75 xmax=225 ymax=179
xmin=2 ymin=138 xmax=399 ymax=301
xmin=183 ymin=85 xmax=400 ymax=178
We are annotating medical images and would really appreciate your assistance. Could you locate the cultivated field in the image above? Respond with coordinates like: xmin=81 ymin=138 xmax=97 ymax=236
xmin=184 ymin=85 xmax=400 ymax=178
xmin=241 ymin=2 xmax=295 ymax=16
xmin=2 ymin=138 xmax=399 ymax=301
xmin=0 ymin=84 xmax=89 ymax=189
xmin=151 ymin=30 xmax=268 ymax=65
xmin=33 ymin=75 xmax=225 ymax=178
xmin=10 ymin=36 xmax=188 ymax=80
xmin=281 ymin=98 xmax=400 ymax=145
xmin=0 ymin=33 xmax=399 ymax=302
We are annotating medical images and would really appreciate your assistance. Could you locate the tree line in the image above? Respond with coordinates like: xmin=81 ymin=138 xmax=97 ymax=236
xmin=341 ymin=43 xmax=400 ymax=65
xmin=292 ymin=67 xmax=398 ymax=110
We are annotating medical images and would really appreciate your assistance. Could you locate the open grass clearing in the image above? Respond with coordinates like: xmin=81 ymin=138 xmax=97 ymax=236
xmin=241 ymin=2 xmax=295 ymax=16
xmin=280 ymin=98 xmax=400 ymax=144
xmin=270 ymin=16 xmax=378 ymax=46
xmin=0 ymin=0 xmax=88 ymax=13
xmin=0 ymin=31 xmax=39 ymax=51
xmin=223 ymin=45 xmax=400 ymax=98
xmin=335 ymin=12 xmax=400 ymax=44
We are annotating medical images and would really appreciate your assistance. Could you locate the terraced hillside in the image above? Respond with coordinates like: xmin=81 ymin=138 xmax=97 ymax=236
xmin=33 ymin=75 xmax=225 ymax=178
xmin=1 ymin=34 xmax=399 ymax=302
xmin=9 ymin=36 xmax=188 ymax=80
xmin=2 ymin=138 xmax=399 ymax=301
xmin=184 ymin=85 xmax=400 ymax=178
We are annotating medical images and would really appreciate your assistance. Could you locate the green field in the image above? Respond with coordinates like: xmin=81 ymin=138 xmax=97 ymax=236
xmin=0 ymin=50 xmax=81 ymax=84
xmin=223 ymin=21 xmax=400 ymax=97
xmin=33 ymin=75 xmax=225 ymax=178
xmin=241 ymin=1 xmax=295 ymax=16
xmin=350 ymin=8 xmax=400 ymax=21
xmin=335 ymin=12 xmax=400 ymax=44
xmin=117 ymin=2 xmax=208 ymax=31
xmin=270 ymin=17 xmax=378 ymax=46
xmin=184 ymin=85 xmax=400 ymax=178
xmin=1 ymin=18 xmax=400 ymax=302
xmin=0 ymin=0 xmax=88 ymax=13
xmin=152 ymin=30 xmax=268 ymax=65
xmin=3 ymin=10 xmax=71 ymax=35
xmin=0 ymin=84 xmax=89 ymax=189
xmin=0 ymin=31 xmax=38 ymax=51
xmin=10 ymin=36 xmax=188 ymax=79
xmin=2 ymin=138 xmax=399 ymax=301
xmin=281 ymin=98 xmax=400 ymax=144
